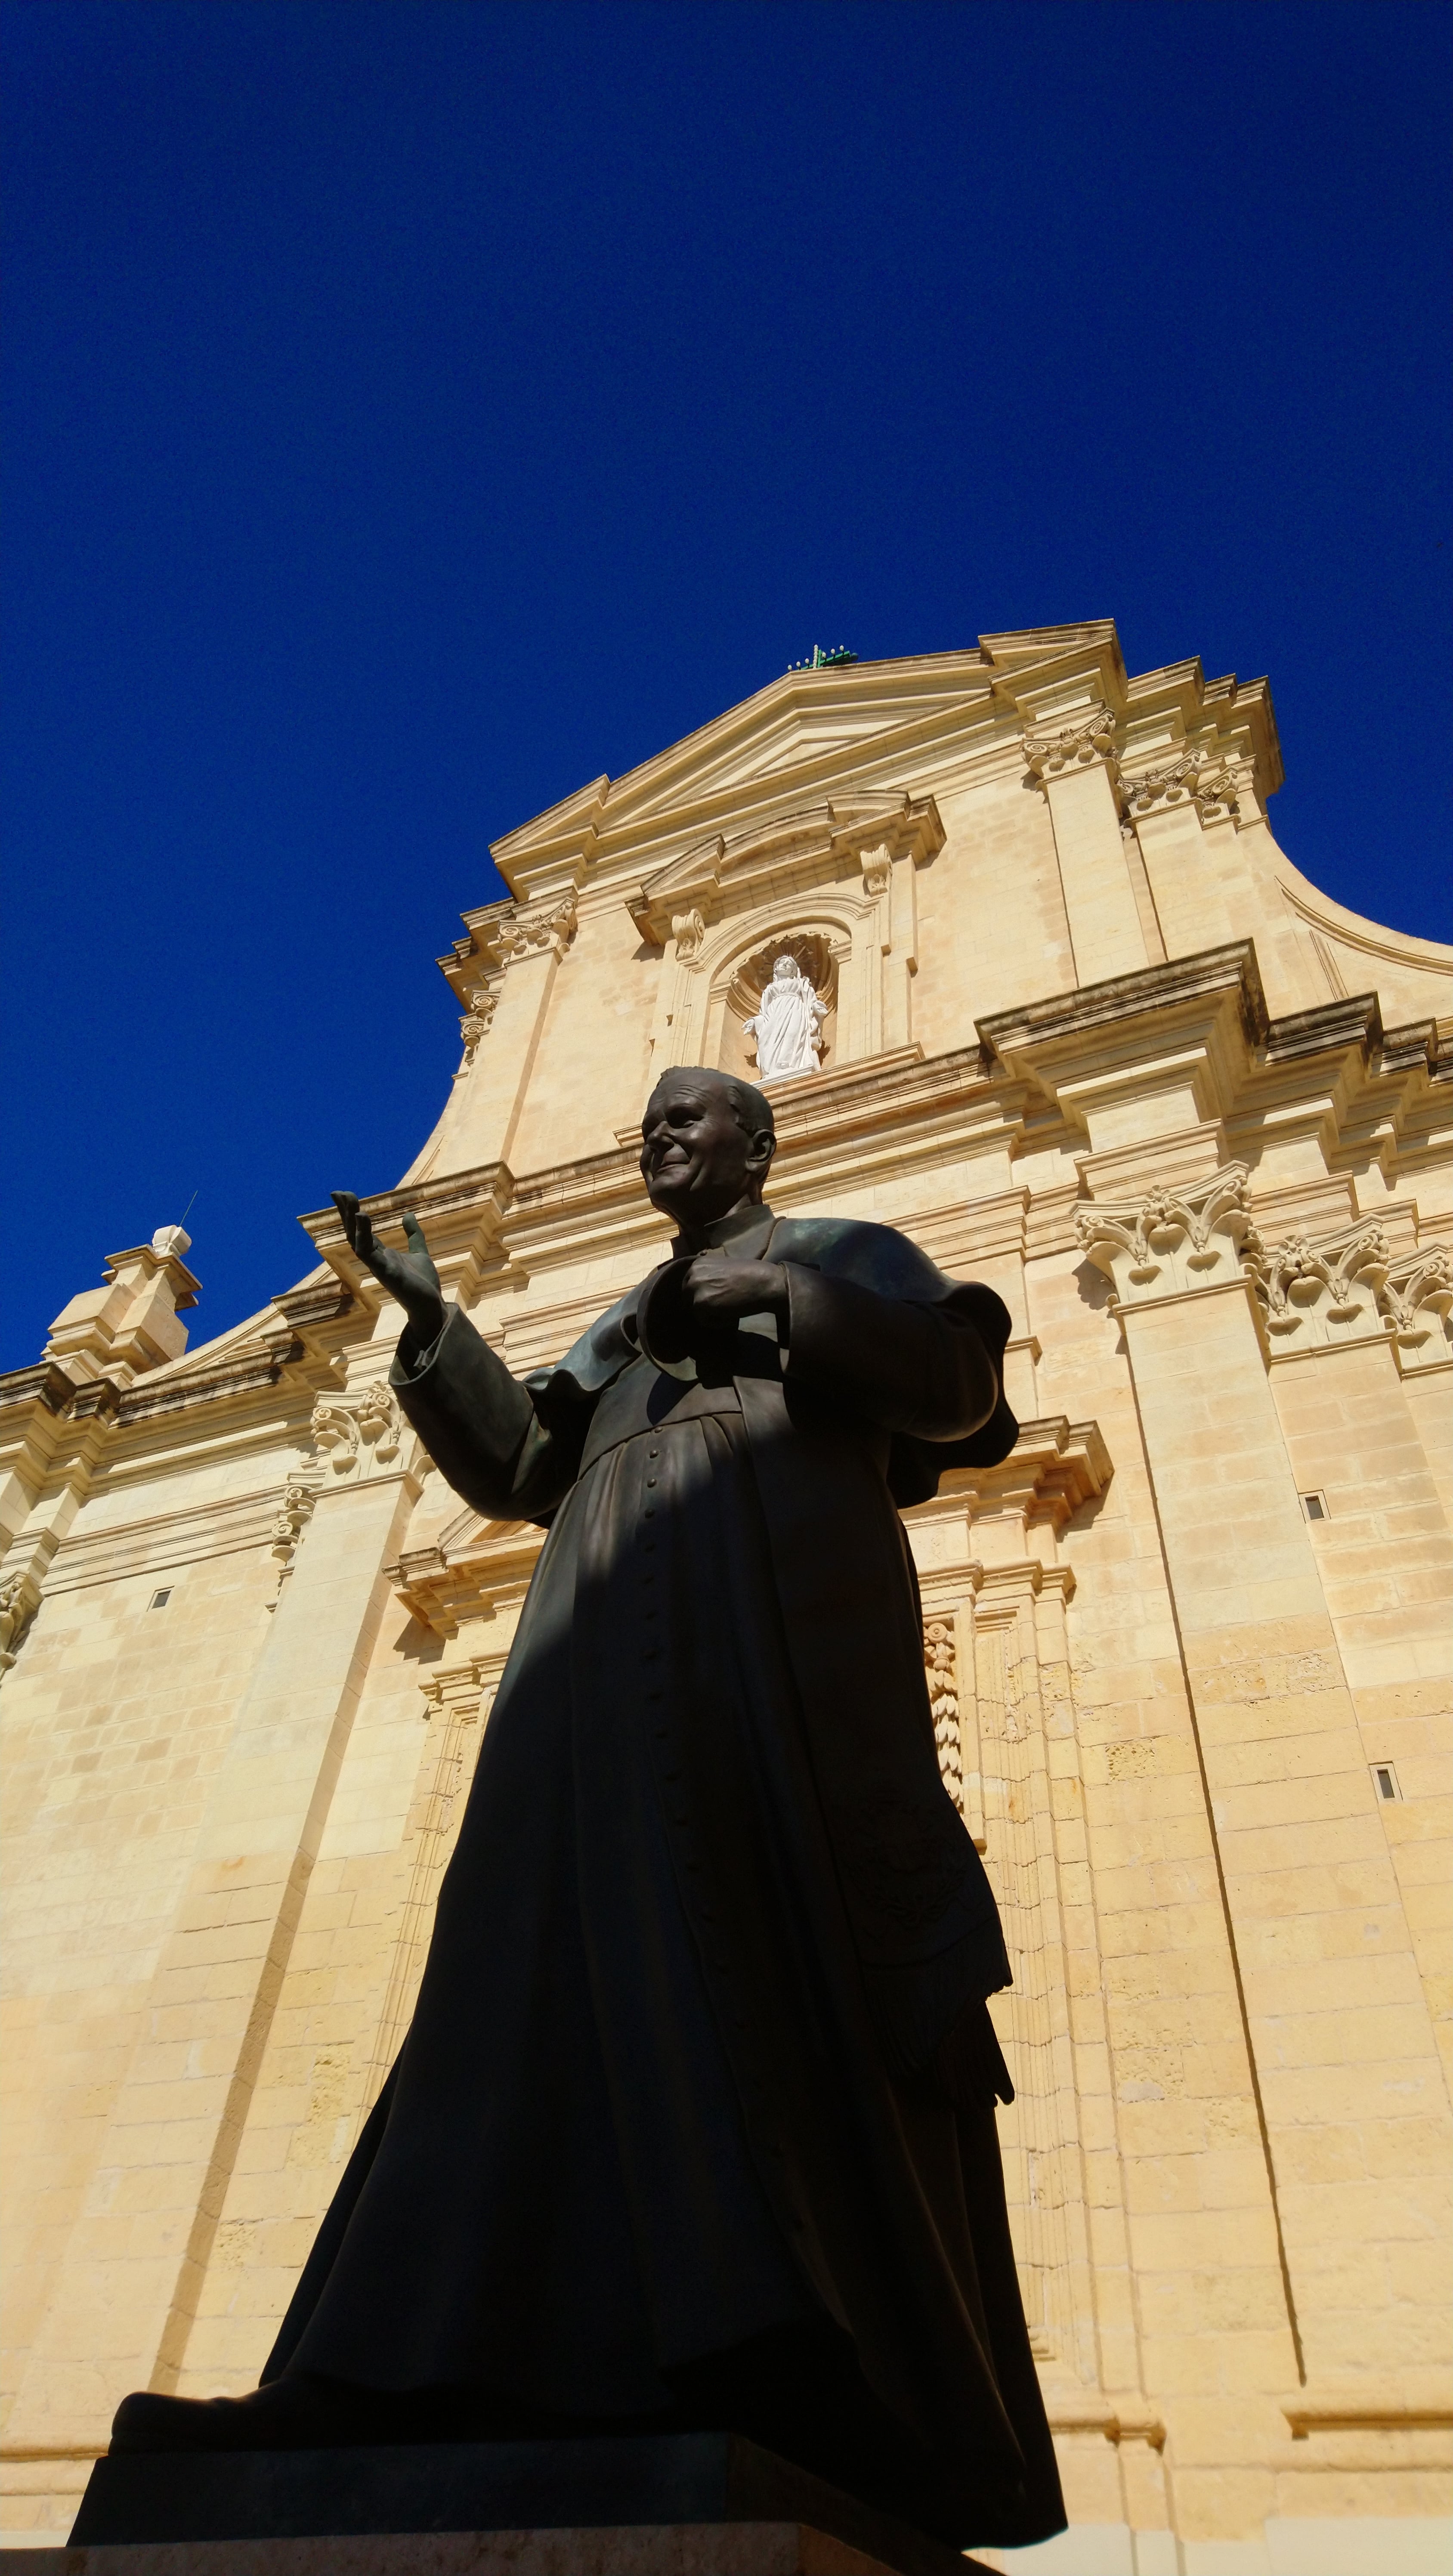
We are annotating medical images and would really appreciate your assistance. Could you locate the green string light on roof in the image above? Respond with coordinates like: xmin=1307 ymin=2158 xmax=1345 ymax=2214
xmin=787 ymin=644 xmax=859 ymax=672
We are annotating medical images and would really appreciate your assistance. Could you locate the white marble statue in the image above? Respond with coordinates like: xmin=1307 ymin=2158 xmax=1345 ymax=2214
xmin=743 ymin=953 xmax=828 ymax=1082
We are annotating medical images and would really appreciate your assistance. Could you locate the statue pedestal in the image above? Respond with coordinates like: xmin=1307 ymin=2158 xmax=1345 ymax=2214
xmin=52 ymin=2435 xmax=987 ymax=2576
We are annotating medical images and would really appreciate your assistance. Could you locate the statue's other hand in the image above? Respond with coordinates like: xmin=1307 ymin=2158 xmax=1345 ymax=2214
xmin=684 ymin=1253 xmax=789 ymax=1322
xmin=331 ymin=1194 xmax=448 ymax=1348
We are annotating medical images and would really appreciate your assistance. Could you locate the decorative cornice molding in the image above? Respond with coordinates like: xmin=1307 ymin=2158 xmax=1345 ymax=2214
xmin=388 ymin=1516 xmax=544 ymax=1638
xmin=115 ymin=1346 xmax=301 ymax=1424
xmin=979 ymin=940 xmax=1271 ymax=1068
xmin=419 ymin=1652 xmax=496 ymax=1720
xmin=916 ymin=1414 xmax=1112 ymax=1537
xmin=0 ymin=1362 xmax=77 ymax=1422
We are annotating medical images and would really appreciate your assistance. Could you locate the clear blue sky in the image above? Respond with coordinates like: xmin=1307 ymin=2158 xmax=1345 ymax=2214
xmin=4 ymin=0 xmax=1450 ymax=1369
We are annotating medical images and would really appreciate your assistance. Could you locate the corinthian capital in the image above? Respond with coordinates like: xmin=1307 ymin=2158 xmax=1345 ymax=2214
xmin=1076 ymin=1162 xmax=1261 ymax=1303
xmin=501 ymin=892 xmax=578 ymax=965
xmin=310 ymin=1381 xmax=404 ymax=1478
xmin=1119 ymin=753 xmax=1203 ymax=818
xmin=1379 ymin=1244 xmax=1453 ymax=1354
xmin=1245 ymin=1225 xmax=1391 ymax=1350
xmin=1023 ymin=710 xmax=1119 ymax=784
xmin=1119 ymin=751 xmax=1243 ymax=828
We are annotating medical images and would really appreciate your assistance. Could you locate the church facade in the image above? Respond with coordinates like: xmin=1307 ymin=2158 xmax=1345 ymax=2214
xmin=1 ymin=623 xmax=1449 ymax=2568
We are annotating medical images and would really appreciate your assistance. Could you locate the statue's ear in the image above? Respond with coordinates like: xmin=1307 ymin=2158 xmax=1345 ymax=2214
xmin=746 ymin=1124 xmax=776 ymax=1177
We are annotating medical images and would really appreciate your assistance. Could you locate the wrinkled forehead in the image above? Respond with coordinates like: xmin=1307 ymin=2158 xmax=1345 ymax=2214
xmin=642 ymin=1070 xmax=734 ymax=1124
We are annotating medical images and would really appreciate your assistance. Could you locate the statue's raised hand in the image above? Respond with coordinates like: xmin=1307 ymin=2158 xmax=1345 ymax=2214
xmin=331 ymin=1194 xmax=447 ymax=1350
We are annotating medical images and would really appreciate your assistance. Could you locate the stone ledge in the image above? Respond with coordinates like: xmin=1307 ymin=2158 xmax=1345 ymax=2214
xmin=0 ymin=2522 xmax=926 ymax=2575
xmin=62 ymin=2440 xmax=985 ymax=2576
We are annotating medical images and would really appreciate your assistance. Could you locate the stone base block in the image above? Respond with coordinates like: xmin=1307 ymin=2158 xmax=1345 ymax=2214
xmin=56 ymin=2437 xmax=986 ymax=2576
xmin=0 ymin=2522 xmax=918 ymax=2574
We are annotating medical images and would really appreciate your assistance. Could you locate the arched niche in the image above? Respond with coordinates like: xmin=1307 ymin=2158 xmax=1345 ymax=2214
xmin=716 ymin=929 xmax=841 ymax=1084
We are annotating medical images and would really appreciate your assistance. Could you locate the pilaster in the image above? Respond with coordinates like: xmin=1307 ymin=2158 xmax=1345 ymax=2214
xmin=1077 ymin=1166 xmax=1453 ymax=2398
xmin=1023 ymin=712 xmax=1149 ymax=988
xmin=435 ymin=891 xmax=579 ymax=1170
xmin=3 ymin=1422 xmax=424 ymax=2454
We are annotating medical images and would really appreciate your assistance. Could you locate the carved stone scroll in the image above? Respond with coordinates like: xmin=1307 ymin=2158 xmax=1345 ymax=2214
xmin=0 ymin=1565 xmax=43 ymax=1675
xmin=310 ymin=1383 xmax=403 ymax=1477
xmin=269 ymin=1474 xmax=321 ymax=1599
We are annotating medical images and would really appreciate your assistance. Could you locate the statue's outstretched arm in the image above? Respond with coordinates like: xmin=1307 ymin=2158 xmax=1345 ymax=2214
xmin=331 ymin=1193 xmax=574 ymax=1523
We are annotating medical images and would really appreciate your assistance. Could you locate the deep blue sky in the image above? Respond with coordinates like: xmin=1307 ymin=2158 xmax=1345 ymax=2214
xmin=4 ymin=0 xmax=1450 ymax=1369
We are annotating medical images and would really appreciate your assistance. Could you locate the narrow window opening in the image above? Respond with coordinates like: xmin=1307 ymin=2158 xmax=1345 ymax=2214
xmin=1371 ymin=1763 xmax=1401 ymax=1802
xmin=1300 ymin=1491 xmax=1329 ymax=1522
xmin=149 ymin=1588 xmax=172 ymax=1610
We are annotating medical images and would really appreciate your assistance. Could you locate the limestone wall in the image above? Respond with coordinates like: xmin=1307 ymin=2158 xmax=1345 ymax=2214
xmin=3 ymin=624 xmax=1449 ymax=2568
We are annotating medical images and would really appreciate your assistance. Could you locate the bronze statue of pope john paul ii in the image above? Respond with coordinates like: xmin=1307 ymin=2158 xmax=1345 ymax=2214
xmin=111 ymin=1066 xmax=1067 ymax=2554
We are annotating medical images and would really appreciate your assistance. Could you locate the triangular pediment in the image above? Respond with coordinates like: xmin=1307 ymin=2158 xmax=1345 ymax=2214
xmin=489 ymin=649 xmax=1000 ymax=887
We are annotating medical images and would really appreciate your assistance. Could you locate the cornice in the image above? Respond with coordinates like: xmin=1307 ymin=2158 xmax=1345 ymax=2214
xmin=297 ymin=1163 xmax=516 ymax=1301
xmin=912 ymin=1413 xmax=1113 ymax=1537
xmin=114 ymin=1345 xmax=303 ymax=1424
xmin=978 ymin=941 xmax=1269 ymax=1066
xmin=387 ymin=1516 xmax=545 ymax=1638
xmin=0 ymin=1362 xmax=76 ymax=1422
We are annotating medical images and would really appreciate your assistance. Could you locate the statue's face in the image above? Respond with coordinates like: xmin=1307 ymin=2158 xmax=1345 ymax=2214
xmin=773 ymin=955 xmax=795 ymax=982
xmin=640 ymin=1073 xmax=772 ymax=1229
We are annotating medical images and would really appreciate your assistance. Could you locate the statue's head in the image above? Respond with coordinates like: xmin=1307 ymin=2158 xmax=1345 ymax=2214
xmin=772 ymin=954 xmax=797 ymax=983
xmin=640 ymin=1067 xmax=776 ymax=1231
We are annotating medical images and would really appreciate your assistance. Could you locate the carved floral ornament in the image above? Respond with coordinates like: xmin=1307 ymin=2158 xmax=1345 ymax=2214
xmin=1021 ymin=712 xmax=1119 ymax=781
xmin=1076 ymin=1166 xmax=1453 ymax=1364
xmin=924 ymin=1619 xmax=963 ymax=1808
xmin=0 ymin=1565 xmax=43 ymax=1672
xmin=501 ymin=891 xmax=578 ymax=964
xmin=458 ymin=986 xmax=498 ymax=1062
xmin=456 ymin=892 xmax=579 ymax=1059
xmin=1075 ymin=1164 xmax=1262 ymax=1297
xmin=1022 ymin=712 xmax=1243 ymax=828
xmin=1119 ymin=752 xmax=1241 ymax=827
xmin=310 ymin=1382 xmax=404 ymax=1474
